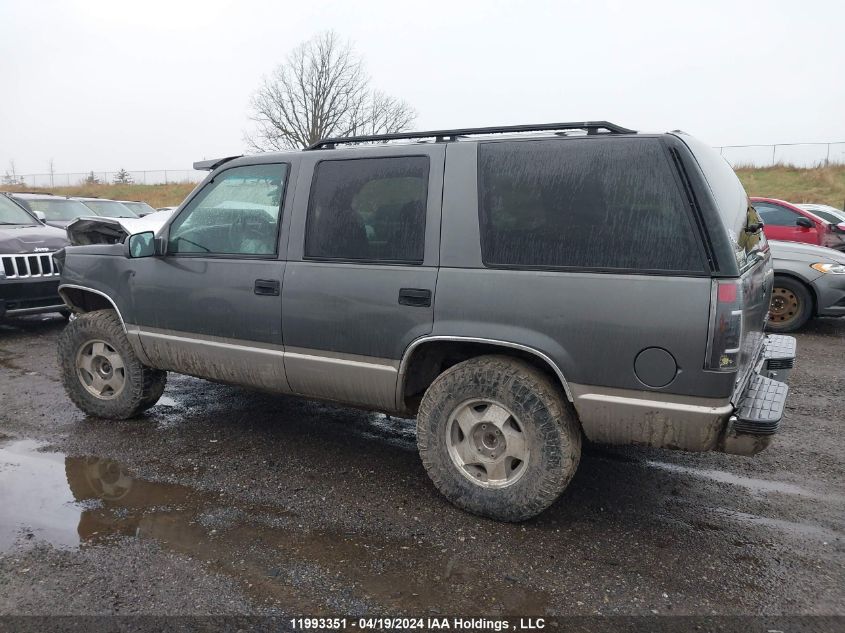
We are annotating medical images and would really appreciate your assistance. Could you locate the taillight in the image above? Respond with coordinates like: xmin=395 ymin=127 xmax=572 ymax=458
xmin=705 ymin=279 xmax=743 ymax=372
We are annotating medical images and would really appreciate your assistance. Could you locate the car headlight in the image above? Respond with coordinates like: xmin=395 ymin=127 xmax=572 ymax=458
xmin=811 ymin=262 xmax=845 ymax=274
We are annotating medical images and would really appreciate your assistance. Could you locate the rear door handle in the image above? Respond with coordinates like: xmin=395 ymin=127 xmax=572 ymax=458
xmin=254 ymin=279 xmax=280 ymax=296
xmin=398 ymin=288 xmax=431 ymax=307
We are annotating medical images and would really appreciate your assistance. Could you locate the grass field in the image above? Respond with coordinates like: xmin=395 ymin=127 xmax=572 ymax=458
xmin=2 ymin=165 xmax=844 ymax=210
xmin=735 ymin=164 xmax=845 ymax=208
xmin=0 ymin=182 xmax=197 ymax=209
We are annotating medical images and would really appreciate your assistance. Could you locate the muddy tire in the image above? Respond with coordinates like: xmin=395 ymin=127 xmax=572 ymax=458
xmin=767 ymin=276 xmax=813 ymax=333
xmin=58 ymin=309 xmax=166 ymax=419
xmin=416 ymin=355 xmax=581 ymax=522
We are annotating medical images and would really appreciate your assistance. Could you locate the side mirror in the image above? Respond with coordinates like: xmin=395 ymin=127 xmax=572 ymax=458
xmin=795 ymin=217 xmax=814 ymax=229
xmin=127 ymin=231 xmax=156 ymax=258
xmin=33 ymin=210 xmax=47 ymax=223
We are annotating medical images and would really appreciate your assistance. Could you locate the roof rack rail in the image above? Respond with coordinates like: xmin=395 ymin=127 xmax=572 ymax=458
xmin=307 ymin=121 xmax=635 ymax=150
xmin=5 ymin=191 xmax=56 ymax=196
xmin=193 ymin=155 xmax=242 ymax=171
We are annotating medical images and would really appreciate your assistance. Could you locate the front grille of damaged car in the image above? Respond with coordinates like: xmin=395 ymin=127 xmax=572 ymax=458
xmin=1 ymin=253 xmax=61 ymax=279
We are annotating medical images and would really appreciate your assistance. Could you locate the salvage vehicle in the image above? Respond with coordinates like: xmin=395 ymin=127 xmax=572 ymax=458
xmin=5 ymin=192 xmax=98 ymax=229
xmin=65 ymin=211 xmax=175 ymax=246
xmin=55 ymin=122 xmax=796 ymax=521
xmin=768 ymin=240 xmax=845 ymax=332
xmin=73 ymin=197 xmax=138 ymax=219
xmin=751 ymin=196 xmax=845 ymax=251
xmin=0 ymin=194 xmax=68 ymax=319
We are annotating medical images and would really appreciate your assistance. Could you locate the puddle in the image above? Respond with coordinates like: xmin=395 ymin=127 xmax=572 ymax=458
xmin=647 ymin=460 xmax=839 ymax=501
xmin=0 ymin=437 xmax=550 ymax=614
xmin=0 ymin=439 xmax=81 ymax=550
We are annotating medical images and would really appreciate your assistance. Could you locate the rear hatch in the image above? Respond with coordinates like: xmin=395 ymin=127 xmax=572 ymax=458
xmin=677 ymin=134 xmax=772 ymax=399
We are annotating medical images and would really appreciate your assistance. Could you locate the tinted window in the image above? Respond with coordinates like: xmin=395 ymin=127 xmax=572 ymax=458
xmin=477 ymin=139 xmax=703 ymax=271
xmin=169 ymin=163 xmax=287 ymax=256
xmin=754 ymin=202 xmax=800 ymax=226
xmin=305 ymin=157 xmax=429 ymax=263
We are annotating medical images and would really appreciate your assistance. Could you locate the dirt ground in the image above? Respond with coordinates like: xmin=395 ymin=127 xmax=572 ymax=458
xmin=0 ymin=313 xmax=843 ymax=622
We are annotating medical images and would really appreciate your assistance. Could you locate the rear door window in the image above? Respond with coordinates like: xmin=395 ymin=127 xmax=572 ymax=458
xmin=477 ymin=138 xmax=705 ymax=272
xmin=305 ymin=156 xmax=429 ymax=263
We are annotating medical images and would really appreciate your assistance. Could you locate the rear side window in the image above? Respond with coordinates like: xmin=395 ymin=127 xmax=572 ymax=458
xmin=305 ymin=156 xmax=429 ymax=263
xmin=477 ymin=139 xmax=704 ymax=272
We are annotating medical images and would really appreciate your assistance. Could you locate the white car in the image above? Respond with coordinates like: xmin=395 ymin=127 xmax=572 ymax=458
xmin=796 ymin=203 xmax=845 ymax=226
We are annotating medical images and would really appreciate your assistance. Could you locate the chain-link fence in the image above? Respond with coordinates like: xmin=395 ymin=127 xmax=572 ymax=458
xmin=715 ymin=142 xmax=845 ymax=168
xmin=3 ymin=169 xmax=205 ymax=188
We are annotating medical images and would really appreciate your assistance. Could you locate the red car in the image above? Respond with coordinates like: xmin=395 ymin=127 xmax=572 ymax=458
xmin=751 ymin=197 xmax=845 ymax=251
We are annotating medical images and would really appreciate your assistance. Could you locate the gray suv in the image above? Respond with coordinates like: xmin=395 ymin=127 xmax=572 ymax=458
xmin=54 ymin=122 xmax=796 ymax=521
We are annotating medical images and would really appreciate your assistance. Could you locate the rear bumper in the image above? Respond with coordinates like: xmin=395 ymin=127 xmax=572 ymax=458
xmin=571 ymin=335 xmax=797 ymax=457
xmin=0 ymin=278 xmax=64 ymax=318
xmin=718 ymin=334 xmax=796 ymax=456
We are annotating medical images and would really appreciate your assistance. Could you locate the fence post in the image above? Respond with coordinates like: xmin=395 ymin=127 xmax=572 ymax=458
xmin=772 ymin=145 xmax=777 ymax=165
xmin=164 ymin=170 xmax=168 ymax=185
xmin=826 ymin=144 xmax=831 ymax=166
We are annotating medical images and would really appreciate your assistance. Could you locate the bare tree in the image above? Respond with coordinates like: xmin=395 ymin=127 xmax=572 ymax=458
xmin=245 ymin=31 xmax=416 ymax=151
xmin=2 ymin=160 xmax=24 ymax=186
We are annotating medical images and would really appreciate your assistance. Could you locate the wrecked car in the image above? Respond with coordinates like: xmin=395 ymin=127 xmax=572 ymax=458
xmin=66 ymin=211 xmax=174 ymax=246
xmin=55 ymin=122 xmax=796 ymax=521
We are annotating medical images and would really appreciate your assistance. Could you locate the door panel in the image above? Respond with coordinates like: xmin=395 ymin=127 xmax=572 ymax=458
xmin=129 ymin=257 xmax=288 ymax=391
xmin=282 ymin=262 xmax=436 ymax=408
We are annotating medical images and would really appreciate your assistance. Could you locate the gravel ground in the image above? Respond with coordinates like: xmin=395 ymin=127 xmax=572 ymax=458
xmin=0 ymin=313 xmax=843 ymax=619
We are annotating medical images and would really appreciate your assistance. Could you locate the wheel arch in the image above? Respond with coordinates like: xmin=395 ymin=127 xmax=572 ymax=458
xmin=397 ymin=336 xmax=573 ymax=414
xmin=59 ymin=284 xmax=126 ymax=321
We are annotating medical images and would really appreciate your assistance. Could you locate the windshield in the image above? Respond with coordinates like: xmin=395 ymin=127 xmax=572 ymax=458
xmin=79 ymin=200 xmax=138 ymax=218
xmin=122 ymin=201 xmax=156 ymax=216
xmin=20 ymin=198 xmax=94 ymax=221
xmin=0 ymin=196 xmax=38 ymax=225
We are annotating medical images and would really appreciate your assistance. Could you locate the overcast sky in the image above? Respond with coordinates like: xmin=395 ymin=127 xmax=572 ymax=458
xmin=1 ymin=0 xmax=843 ymax=175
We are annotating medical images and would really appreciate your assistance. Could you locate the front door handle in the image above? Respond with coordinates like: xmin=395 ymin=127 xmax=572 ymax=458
xmin=254 ymin=279 xmax=280 ymax=296
xmin=398 ymin=288 xmax=431 ymax=307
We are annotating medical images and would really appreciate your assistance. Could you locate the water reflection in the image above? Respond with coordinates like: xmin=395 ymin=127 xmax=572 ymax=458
xmin=0 ymin=439 xmax=200 ymax=551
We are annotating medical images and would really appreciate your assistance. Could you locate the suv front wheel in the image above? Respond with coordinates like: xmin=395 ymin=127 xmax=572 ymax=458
xmin=58 ymin=310 xmax=166 ymax=419
xmin=416 ymin=355 xmax=581 ymax=521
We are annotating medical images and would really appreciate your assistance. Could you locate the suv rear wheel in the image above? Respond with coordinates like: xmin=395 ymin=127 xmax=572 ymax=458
xmin=416 ymin=355 xmax=581 ymax=521
xmin=58 ymin=310 xmax=166 ymax=419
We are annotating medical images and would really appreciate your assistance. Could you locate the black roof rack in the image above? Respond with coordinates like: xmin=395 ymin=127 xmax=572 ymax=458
xmin=307 ymin=121 xmax=635 ymax=150
xmin=193 ymin=155 xmax=242 ymax=171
